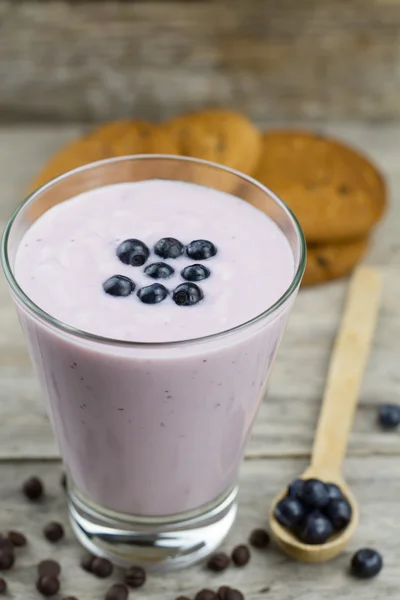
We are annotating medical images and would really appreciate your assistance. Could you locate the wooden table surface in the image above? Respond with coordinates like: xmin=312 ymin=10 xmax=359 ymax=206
xmin=0 ymin=123 xmax=399 ymax=599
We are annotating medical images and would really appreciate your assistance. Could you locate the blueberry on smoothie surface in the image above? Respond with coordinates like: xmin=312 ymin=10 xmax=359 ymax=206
xmin=154 ymin=237 xmax=184 ymax=259
xmin=186 ymin=240 xmax=217 ymax=260
xmin=116 ymin=239 xmax=150 ymax=267
xmin=137 ymin=283 xmax=168 ymax=305
xmin=144 ymin=262 xmax=175 ymax=279
xmin=103 ymin=275 xmax=135 ymax=297
xmin=181 ymin=264 xmax=210 ymax=282
xmin=172 ymin=283 xmax=204 ymax=306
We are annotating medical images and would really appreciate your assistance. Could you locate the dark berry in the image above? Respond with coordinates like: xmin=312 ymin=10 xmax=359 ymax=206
xmin=181 ymin=264 xmax=210 ymax=282
xmin=297 ymin=510 xmax=334 ymax=545
xmin=137 ymin=283 xmax=168 ymax=304
xmin=145 ymin=262 xmax=174 ymax=279
xmin=186 ymin=239 xmax=217 ymax=260
xmin=154 ymin=237 xmax=184 ymax=259
xmin=231 ymin=544 xmax=250 ymax=566
xmin=298 ymin=478 xmax=330 ymax=508
xmin=22 ymin=476 xmax=43 ymax=500
xmin=286 ymin=478 xmax=304 ymax=498
xmin=207 ymin=552 xmax=230 ymax=572
xmin=8 ymin=531 xmax=27 ymax=547
xmin=0 ymin=538 xmax=13 ymax=553
xmin=249 ymin=528 xmax=270 ymax=549
xmin=0 ymin=579 xmax=6 ymax=594
xmin=38 ymin=560 xmax=61 ymax=578
xmin=80 ymin=554 xmax=95 ymax=572
xmin=0 ymin=551 xmax=14 ymax=571
xmin=103 ymin=275 xmax=135 ymax=297
xmin=173 ymin=283 xmax=204 ymax=306
xmin=324 ymin=498 xmax=352 ymax=530
xmin=378 ymin=403 xmax=400 ymax=430
xmin=124 ymin=565 xmax=146 ymax=588
xmin=105 ymin=583 xmax=129 ymax=600
xmin=91 ymin=557 xmax=113 ymax=578
xmin=274 ymin=497 xmax=306 ymax=529
xmin=219 ymin=590 xmax=244 ymax=600
xmin=195 ymin=590 xmax=217 ymax=600
xmin=43 ymin=522 xmax=64 ymax=543
xmin=325 ymin=482 xmax=343 ymax=501
xmin=351 ymin=548 xmax=383 ymax=579
xmin=117 ymin=239 xmax=149 ymax=266
xmin=36 ymin=575 xmax=60 ymax=597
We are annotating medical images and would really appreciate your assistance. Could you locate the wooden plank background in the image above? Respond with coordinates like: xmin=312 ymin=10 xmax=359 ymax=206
xmin=0 ymin=0 xmax=400 ymax=123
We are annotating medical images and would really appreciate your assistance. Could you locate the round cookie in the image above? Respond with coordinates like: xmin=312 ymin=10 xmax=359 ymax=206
xmin=30 ymin=120 xmax=180 ymax=192
xmin=255 ymin=130 xmax=386 ymax=243
xmin=163 ymin=109 xmax=262 ymax=175
xmin=303 ymin=237 xmax=369 ymax=286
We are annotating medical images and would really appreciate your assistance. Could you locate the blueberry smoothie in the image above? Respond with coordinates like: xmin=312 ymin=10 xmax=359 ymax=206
xmin=13 ymin=179 xmax=295 ymax=517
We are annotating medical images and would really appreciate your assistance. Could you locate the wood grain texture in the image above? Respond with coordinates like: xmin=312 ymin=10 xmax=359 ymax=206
xmin=0 ymin=122 xmax=399 ymax=460
xmin=1 ymin=0 xmax=400 ymax=122
xmin=0 ymin=457 xmax=397 ymax=599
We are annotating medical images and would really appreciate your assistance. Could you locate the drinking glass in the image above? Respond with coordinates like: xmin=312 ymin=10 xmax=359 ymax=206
xmin=2 ymin=156 xmax=305 ymax=570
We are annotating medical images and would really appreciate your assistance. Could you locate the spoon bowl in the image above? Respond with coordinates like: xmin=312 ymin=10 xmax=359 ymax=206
xmin=270 ymin=467 xmax=359 ymax=562
xmin=269 ymin=267 xmax=381 ymax=563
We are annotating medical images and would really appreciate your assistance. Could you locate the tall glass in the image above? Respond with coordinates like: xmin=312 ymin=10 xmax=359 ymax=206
xmin=2 ymin=156 xmax=305 ymax=570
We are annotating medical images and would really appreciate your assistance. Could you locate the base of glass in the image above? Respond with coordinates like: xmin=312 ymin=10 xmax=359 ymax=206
xmin=68 ymin=486 xmax=238 ymax=571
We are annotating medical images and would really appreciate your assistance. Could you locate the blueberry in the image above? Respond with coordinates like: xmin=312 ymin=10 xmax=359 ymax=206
xmin=172 ymin=283 xmax=204 ymax=306
xmin=273 ymin=498 xmax=306 ymax=529
xmin=325 ymin=483 xmax=343 ymax=501
xmin=298 ymin=478 xmax=330 ymax=509
xmin=351 ymin=548 xmax=383 ymax=579
xmin=117 ymin=239 xmax=149 ymax=267
xmin=324 ymin=498 xmax=352 ymax=531
xmin=186 ymin=240 xmax=217 ymax=260
xmin=181 ymin=264 xmax=210 ymax=282
xmin=137 ymin=283 xmax=168 ymax=304
xmin=378 ymin=403 xmax=400 ymax=430
xmin=103 ymin=275 xmax=135 ymax=297
xmin=297 ymin=511 xmax=334 ymax=545
xmin=154 ymin=238 xmax=184 ymax=259
xmin=144 ymin=262 xmax=174 ymax=279
xmin=286 ymin=478 xmax=304 ymax=499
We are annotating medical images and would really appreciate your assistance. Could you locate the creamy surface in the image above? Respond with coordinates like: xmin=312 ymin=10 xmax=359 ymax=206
xmin=15 ymin=180 xmax=294 ymax=342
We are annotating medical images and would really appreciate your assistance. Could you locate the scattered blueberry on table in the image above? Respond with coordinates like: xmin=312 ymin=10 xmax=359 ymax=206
xmin=273 ymin=477 xmax=352 ymax=545
xmin=378 ymin=403 xmax=400 ymax=430
xmin=351 ymin=548 xmax=383 ymax=579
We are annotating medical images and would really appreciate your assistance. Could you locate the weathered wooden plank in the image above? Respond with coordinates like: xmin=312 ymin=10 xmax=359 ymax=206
xmin=0 ymin=122 xmax=399 ymax=460
xmin=0 ymin=457 xmax=397 ymax=599
xmin=1 ymin=0 xmax=400 ymax=122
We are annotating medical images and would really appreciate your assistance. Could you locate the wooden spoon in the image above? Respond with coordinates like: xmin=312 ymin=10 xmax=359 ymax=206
xmin=269 ymin=266 xmax=382 ymax=562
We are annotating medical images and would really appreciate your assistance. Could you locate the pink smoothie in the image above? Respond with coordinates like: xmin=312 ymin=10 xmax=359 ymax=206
xmin=14 ymin=180 xmax=295 ymax=516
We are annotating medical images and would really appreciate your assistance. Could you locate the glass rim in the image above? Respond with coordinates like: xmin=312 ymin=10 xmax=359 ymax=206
xmin=1 ymin=154 xmax=306 ymax=349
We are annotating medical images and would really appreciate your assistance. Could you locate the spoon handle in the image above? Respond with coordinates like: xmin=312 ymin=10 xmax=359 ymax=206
xmin=310 ymin=266 xmax=381 ymax=475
